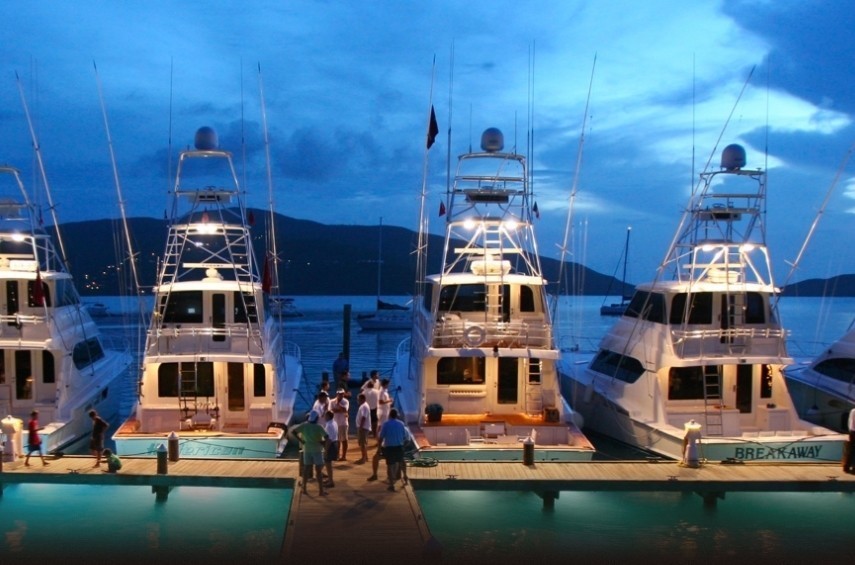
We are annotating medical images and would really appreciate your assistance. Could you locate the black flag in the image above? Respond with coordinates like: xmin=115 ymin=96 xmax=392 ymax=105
xmin=427 ymin=105 xmax=439 ymax=149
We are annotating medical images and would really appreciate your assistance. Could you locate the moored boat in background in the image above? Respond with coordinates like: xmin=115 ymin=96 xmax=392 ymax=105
xmin=0 ymin=164 xmax=131 ymax=456
xmin=391 ymin=127 xmax=595 ymax=461
xmin=113 ymin=127 xmax=303 ymax=458
xmin=559 ymin=144 xmax=846 ymax=463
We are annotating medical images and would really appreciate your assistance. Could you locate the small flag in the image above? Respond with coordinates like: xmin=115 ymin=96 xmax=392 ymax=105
xmin=261 ymin=255 xmax=272 ymax=294
xmin=248 ymin=210 xmax=255 ymax=226
xmin=439 ymin=201 xmax=446 ymax=216
xmin=33 ymin=269 xmax=44 ymax=307
xmin=426 ymin=105 xmax=439 ymax=149
xmin=532 ymin=202 xmax=540 ymax=219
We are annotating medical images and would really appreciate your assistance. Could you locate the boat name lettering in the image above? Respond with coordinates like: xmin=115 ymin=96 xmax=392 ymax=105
xmin=144 ymin=443 xmax=246 ymax=456
xmin=733 ymin=445 xmax=822 ymax=460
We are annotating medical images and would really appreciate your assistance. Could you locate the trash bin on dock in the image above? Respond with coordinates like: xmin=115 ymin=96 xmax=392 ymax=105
xmin=523 ymin=436 xmax=535 ymax=466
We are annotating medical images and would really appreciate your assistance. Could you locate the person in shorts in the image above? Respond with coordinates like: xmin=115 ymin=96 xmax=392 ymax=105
xmin=322 ymin=410 xmax=339 ymax=488
xmin=288 ymin=411 xmax=329 ymax=496
xmin=355 ymin=393 xmax=371 ymax=464
xmin=25 ymin=410 xmax=49 ymax=467
xmin=331 ymin=388 xmax=350 ymax=460
xmin=89 ymin=410 xmax=108 ymax=467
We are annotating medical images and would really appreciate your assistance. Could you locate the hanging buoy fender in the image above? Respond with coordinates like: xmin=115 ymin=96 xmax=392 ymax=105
xmin=463 ymin=325 xmax=486 ymax=347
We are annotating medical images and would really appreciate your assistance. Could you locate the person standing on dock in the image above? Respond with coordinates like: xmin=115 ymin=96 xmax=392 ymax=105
xmin=289 ymin=411 xmax=329 ymax=496
xmin=363 ymin=379 xmax=380 ymax=437
xmin=89 ymin=410 xmax=108 ymax=468
xmin=331 ymin=388 xmax=350 ymax=461
xmin=355 ymin=392 xmax=371 ymax=464
xmin=846 ymin=407 xmax=855 ymax=474
xmin=25 ymin=410 xmax=49 ymax=467
xmin=332 ymin=352 xmax=349 ymax=389
xmin=377 ymin=408 xmax=407 ymax=492
xmin=322 ymin=410 xmax=338 ymax=488
xmin=311 ymin=391 xmax=330 ymax=421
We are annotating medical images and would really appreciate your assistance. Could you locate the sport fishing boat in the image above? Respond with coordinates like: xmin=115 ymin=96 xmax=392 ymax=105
xmin=785 ymin=325 xmax=855 ymax=433
xmin=113 ymin=127 xmax=303 ymax=458
xmin=0 ymin=166 xmax=132 ymax=455
xmin=559 ymin=144 xmax=846 ymax=462
xmin=391 ymin=128 xmax=595 ymax=461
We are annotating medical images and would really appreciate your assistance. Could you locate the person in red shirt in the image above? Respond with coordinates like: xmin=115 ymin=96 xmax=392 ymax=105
xmin=25 ymin=410 xmax=49 ymax=467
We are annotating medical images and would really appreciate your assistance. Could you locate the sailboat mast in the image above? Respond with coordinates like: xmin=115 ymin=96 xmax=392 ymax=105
xmin=375 ymin=217 xmax=383 ymax=302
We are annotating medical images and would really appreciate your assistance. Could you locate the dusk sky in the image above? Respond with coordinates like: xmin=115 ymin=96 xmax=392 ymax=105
xmin=2 ymin=1 xmax=854 ymax=285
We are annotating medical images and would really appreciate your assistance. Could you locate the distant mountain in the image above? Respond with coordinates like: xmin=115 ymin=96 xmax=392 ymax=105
xmin=780 ymin=275 xmax=855 ymax=297
xmin=60 ymin=211 xmax=635 ymax=297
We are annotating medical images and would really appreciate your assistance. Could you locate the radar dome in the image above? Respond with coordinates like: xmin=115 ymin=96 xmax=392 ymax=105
xmin=194 ymin=126 xmax=219 ymax=150
xmin=721 ymin=144 xmax=746 ymax=171
xmin=481 ymin=128 xmax=504 ymax=152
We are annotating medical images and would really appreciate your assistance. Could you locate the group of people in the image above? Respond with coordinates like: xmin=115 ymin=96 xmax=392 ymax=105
xmin=288 ymin=368 xmax=414 ymax=495
xmin=24 ymin=408 xmax=120 ymax=472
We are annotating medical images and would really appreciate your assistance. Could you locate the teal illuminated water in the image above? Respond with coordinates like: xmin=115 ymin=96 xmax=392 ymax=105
xmin=0 ymin=484 xmax=290 ymax=563
xmin=418 ymin=489 xmax=855 ymax=563
xmin=46 ymin=295 xmax=855 ymax=562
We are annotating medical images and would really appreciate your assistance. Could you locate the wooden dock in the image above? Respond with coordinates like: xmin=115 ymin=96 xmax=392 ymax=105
xmin=2 ymin=454 xmax=854 ymax=560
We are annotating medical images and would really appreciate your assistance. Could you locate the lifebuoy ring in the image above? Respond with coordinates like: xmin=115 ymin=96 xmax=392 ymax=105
xmin=463 ymin=325 xmax=486 ymax=347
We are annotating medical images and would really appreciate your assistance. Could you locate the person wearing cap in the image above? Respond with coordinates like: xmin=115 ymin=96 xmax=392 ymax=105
xmin=288 ymin=411 xmax=329 ymax=496
xmin=331 ymin=388 xmax=350 ymax=461
xmin=25 ymin=410 xmax=49 ymax=467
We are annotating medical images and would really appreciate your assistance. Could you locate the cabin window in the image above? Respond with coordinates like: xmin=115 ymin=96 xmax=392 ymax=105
xmin=438 ymin=284 xmax=486 ymax=312
xmin=437 ymin=357 xmax=485 ymax=385
xmin=27 ymin=279 xmax=51 ymax=307
xmin=670 ymin=292 xmax=713 ymax=325
xmin=72 ymin=338 xmax=105 ymax=370
xmin=745 ymin=293 xmax=765 ymax=324
xmin=158 ymin=363 xmax=179 ymax=397
xmin=813 ymin=357 xmax=855 ymax=384
xmin=668 ymin=366 xmax=705 ymax=400
xmin=519 ymin=286 xmax=536 ymax=312
xmin=161 ymin=291 xmax=204 ymax=323
xmin=760 ymin=364 xmax=773 ymax=398
xmin=15 ymin=350 xmax=32 ymax=400
xmin=625 ymin=291 xmax=665 ymax=324
xmin=6 ymin=281 xmax=19 ymax=326
xmin=590 ymin=350 xmax=644 ymax=383
xmin=253 ymin=363 xmax=266 ymax=396
xmin=158 ymin=362 xmax=214 ymax=397
xmin=42 ymin=351 xmax=55 ymax=384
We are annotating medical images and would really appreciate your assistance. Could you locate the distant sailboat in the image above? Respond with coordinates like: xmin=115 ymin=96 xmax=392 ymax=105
xmin=356 ymin=217 xmax=412 ymax=331
xmin=600 ymin=226 xmax=632 ymax=316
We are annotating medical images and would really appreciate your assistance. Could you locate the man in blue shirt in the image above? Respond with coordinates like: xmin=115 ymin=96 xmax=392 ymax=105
xmin=377 ymin=408 xmax=407 ymax=491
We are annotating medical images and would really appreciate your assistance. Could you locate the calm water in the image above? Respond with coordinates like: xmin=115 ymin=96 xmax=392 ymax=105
xmin=0 ymin=484 xmax=290 ymax=563
xmin=39 ymin=294 xmax=852 ymax=562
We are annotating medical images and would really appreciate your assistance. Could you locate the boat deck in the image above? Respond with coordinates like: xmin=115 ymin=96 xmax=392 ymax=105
xmin=3 ymin=454 xmax=854 ymax=560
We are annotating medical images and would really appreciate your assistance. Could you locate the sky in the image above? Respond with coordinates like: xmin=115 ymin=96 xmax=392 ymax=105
xmin=1 ymin=0 xmax=854 ymax=285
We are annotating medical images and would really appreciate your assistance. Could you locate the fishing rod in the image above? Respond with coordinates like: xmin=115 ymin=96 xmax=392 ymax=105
xmin=257 ymin=63 xmax=280 ymax=301
xmin=15 ymin=71 xmax=70 ymax=269
xmin=552 ymin=54 xmax=596 ymax=321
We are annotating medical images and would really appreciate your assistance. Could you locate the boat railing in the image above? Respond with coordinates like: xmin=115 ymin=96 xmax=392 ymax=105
xmin=432 ymin=317 xmax=552 ymax=349
xmin=671 ymin=326 xmax=789 ymax=358
xmin=0 ymin=313 xmax=46 ymax=327
xmin=150 ymin=324 xmax=263 ymax=340
xmin=282 ymin=340 xmax=302 ymax=360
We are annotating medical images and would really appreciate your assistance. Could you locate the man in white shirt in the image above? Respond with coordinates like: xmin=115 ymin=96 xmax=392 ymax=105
xmin=331 ymin=388 xmax=350 ymax=461
xmin=363 ymin=380 xmax=380 ymax=437
xmin=322 ymin=410 xmax=339 ymax=488
xmin=311 ymin=391 xmax=329 ymax=421
xmin=355 ymin=393 xmax=372 ymax=464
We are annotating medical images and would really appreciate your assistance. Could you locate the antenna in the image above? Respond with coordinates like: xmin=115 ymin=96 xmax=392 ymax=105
xmin=15 ymin=71 xmax=70 ymax=268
